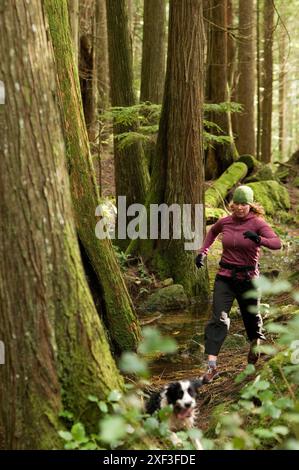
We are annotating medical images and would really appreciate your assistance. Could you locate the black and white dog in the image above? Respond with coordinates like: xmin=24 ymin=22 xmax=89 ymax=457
xmin=146 ymin=379 xmax=203 ymax=450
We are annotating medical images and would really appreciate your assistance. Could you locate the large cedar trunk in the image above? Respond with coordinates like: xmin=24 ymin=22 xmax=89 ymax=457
xmin=0 ymin=0 xmax=122 ymax=449
xmin=236 ymin=0 xmax=255 ymax=156
xmin=106 ymin=0 xmax=149 ymax=215
xmin=140 ymin=0 xmax=166 ymax=104
xmin=261 ymin=0 xmax=274 ymax=163
xmin=44 ymin=0 xmax=141 ymax=352
xmin=128 ymin=0 xmax=209 ymax=300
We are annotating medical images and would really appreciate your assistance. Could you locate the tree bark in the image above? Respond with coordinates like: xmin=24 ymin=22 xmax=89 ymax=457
xmin=236 ymin=0 xmax=255 ymax=156
xmin=79 ymin=0 xmax=99 ymax=141
xmin=67 ymin=0 xmax=79 ymax=67
xmin=205 ymin=0 xmax=235 ymax=177
xmin=96 ymin=0 xmax=110 ymax=111
xmin=256 ymin=0 xmax=261 ymax=160
xmin=278 ymin=27 xmax=287 ymax=159
xmin=261 ymin=0 xmax=274 ymax=163
xmin=140 ymin=0 xmax=166 ymax=104
xmin=106 ymin=0 xmax=149 ymax=217
xmin=0 ymin=0 xmax=123 ymax=449
xmin=44 ymin=0 xmax=141 ymax=352
xmin=128 ymin=0 xmax=209 ymax=300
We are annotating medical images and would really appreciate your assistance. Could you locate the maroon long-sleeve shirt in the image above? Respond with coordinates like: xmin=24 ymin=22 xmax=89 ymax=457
xmin=199 ymin=212 xmax=281 ymax=279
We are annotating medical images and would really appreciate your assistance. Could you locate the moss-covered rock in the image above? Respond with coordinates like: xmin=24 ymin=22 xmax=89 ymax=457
xmin=140 ymin=284 xmax=189 ymax=312
xmin=206 ymin=207 xmax=228 ymax=224
xmin=245 ymin=164 xmax=277 ymax=183
xmin=247 ymin=181 xmax=290 ymax=215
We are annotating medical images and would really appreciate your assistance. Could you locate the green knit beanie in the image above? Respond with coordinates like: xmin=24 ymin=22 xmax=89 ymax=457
xmin=233 ymin=185 xmax=254 ymax=204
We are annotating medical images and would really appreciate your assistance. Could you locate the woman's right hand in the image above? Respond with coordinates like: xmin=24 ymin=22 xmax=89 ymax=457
xmin=195 ymin=253 xmax=205 ymax=269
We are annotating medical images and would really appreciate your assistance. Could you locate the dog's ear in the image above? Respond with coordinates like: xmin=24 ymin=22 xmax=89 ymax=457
xmin=191 ymin=378 xmax=203 ymax=394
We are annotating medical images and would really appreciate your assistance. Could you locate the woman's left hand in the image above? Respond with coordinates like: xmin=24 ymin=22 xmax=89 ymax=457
xmin=243 ymin=231 xmax=261 ymax=244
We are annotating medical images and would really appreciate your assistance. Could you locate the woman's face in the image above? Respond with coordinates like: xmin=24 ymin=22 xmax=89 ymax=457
xmin=231 ymin=202 xmax=251 ymax=218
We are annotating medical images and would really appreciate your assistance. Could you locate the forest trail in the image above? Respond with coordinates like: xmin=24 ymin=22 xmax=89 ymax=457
xmin=143 ymin=182 xmax=299 ymax=436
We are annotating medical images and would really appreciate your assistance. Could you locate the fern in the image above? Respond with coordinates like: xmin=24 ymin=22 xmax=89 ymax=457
xmin=100 ymin=101 xmax=241 ymax=151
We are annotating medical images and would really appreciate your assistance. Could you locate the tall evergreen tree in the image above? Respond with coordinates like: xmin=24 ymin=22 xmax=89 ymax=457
xmin=140 ymin=0 xmax=167 ymax=104
xmin=128 ymin=0 xmax=209 ymax=299
xmin=261 ymin=0 xmax=274 ymax=163
xmin=237 ymin=0 xmax=255 ymax=156
xmin=205 ymin=0 xmax=236 ymax=178
xmin=106 ymin=0 xmax=149 ymax=213
xmin=44 ymin=0 xmax=141 ymax=352
xmin=0 ymin=0 xmax=123 ymax=448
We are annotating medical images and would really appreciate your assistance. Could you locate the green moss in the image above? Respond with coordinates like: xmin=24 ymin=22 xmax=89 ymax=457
xmin=247 ymin=181 xmax=290 ymax=215
xmin=206 ymin=207 xmax=227 ymax=224
xmin=238 ymin=154 xmax=261 ymax=172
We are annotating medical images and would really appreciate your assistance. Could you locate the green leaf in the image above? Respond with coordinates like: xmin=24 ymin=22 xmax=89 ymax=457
xmin=81 ymin=442 xmax=98 ymax=450
xmin=58 ymin=410 xmax=74 ymax=420
xmin=58 ymin=430 xmax=73 ymax=442
xmin=119 ymin=352 xmax=149 ymax=378
xmin=99 ymin=416 xmax=127 ymax=444
xmin=271 ymin=426 xmax=289 ymax=436
xmin=107 ymin=390 xmax=122 ymax=403
xmin=253 ymin=428 xmax=275 ymax=439
xmin=88 ymin=395 xmax=99 ymax=403
xmin=138 ymin=327 xmax=177 ymax=355
xmin=98 ymin=401 xmax=108 ymax=413
xmin=144 ymin=417 xmax=160 ymax=432
xmin=64 ymin=441 xmax=79 ymax=450
xmin=71 ymin=423 xmax=86 ymax=442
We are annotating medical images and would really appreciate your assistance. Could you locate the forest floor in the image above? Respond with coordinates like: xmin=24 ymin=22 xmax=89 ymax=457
xmin=98 ymin=145 xmax=299 ymax=438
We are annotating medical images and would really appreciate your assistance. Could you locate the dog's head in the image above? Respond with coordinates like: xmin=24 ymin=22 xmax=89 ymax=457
xmin=162 ymin=379 xmax=203 ymax=420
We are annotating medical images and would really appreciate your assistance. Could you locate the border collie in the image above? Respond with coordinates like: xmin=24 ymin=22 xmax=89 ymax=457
xmin=146 ymin=379 xmax=203 ymax=450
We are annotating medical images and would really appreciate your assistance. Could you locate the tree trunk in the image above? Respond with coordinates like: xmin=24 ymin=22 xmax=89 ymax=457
xmin=44 ymin=0 xmax=141 ymax=352
xmin=256 ymin=0 xmax=261 ymax=160
xmin=278 ymin=27 xmax=287 ymax=159
xmin=79 ymin=0 xmax=99 ymax=141
xmin=128 ymin=0 xmax=209 ymax=300
xmin=96 ymin=0 xmax=110 ymax=111
xmin=67 ymin=0 xmax=79 ymax=67
xmin=0 ymin=0 xmax=123 ymax=449
xmin=261 ymin=0 xmax=274 ymax=163
xmin=140 ymin=0 xmax=166 ymax=104
xmin=236 ymin=0 xmax=255 ymax=156
xmin=106 ymin=0 xmax=149 ymax=217
xmin=205 ymin=0 xmax=235 ymax=177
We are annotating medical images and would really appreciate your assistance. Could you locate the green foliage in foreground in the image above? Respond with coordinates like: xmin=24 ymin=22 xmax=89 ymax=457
xmin=58 ymin=276 xmax=299 ymax=450
xmin=58 ymin=328 xmax=202 ymax=450
xmin=209 ymin=276 xmax=299 ymax=450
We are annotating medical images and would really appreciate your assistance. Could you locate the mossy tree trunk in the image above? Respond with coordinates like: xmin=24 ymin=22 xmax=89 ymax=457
xmin=0 ymin=0 xmax=123 ymax=448
xmin=106 ymin=0 xmax=149 ymax=219
xmin=236 ymin=0 xmax=255 ymax=157
xmin=44 ymin=0 xmax=141 ymax=352
xmin=67 ymin=0 xmax=79 ymax=67
xmin=128 ymin=0 xmax=209 ymax=300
